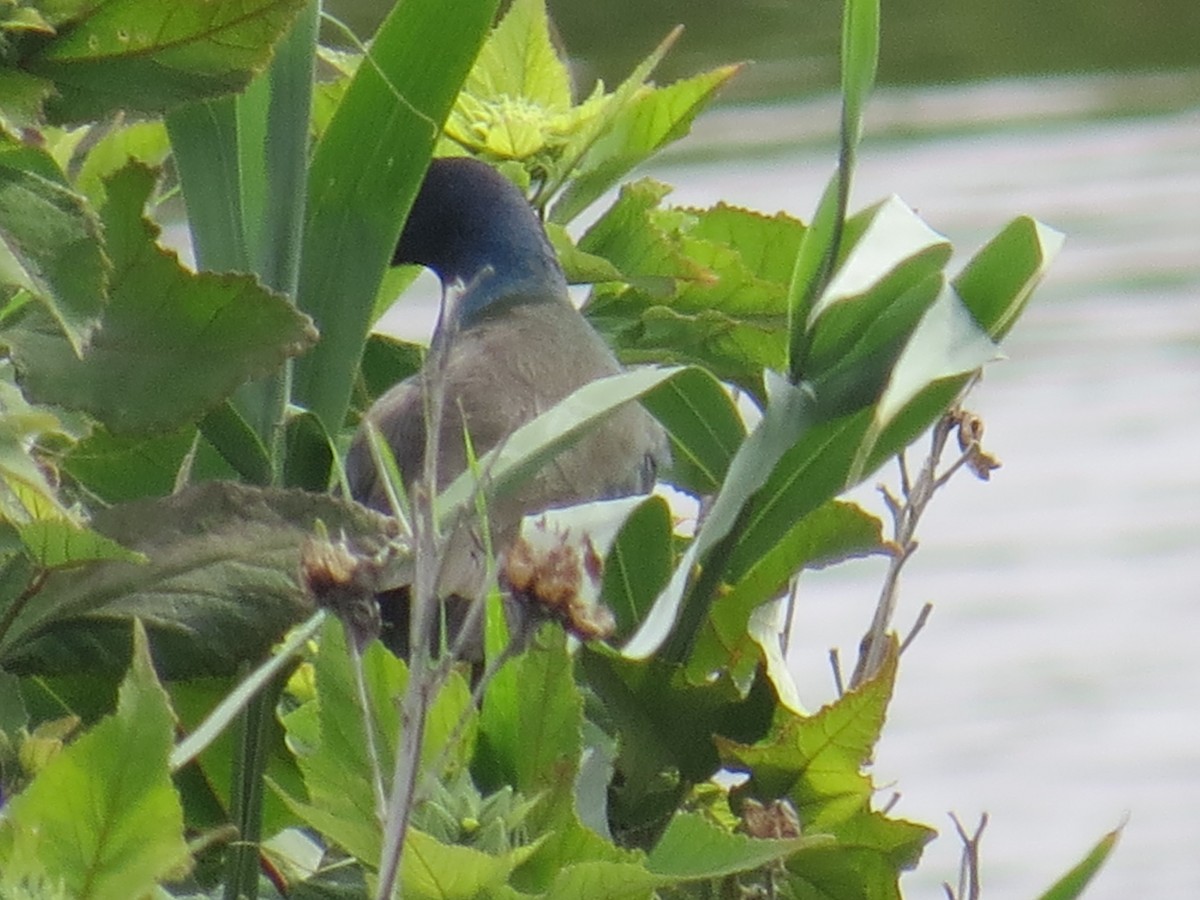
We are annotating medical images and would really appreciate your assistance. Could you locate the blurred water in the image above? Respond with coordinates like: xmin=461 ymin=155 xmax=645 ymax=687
xmin=638 ymin=77 xmax=1199 ymax=897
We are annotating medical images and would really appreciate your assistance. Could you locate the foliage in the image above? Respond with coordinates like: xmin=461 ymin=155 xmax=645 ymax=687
xmin=0 ymin=0 xmax=1114 ymax=898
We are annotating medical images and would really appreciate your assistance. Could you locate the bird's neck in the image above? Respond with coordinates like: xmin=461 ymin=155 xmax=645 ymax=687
xmin=439 ymin=238 xmax=570 ymax=328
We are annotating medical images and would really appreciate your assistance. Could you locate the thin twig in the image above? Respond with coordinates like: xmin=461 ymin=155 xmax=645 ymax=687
xmin=828 ymin=647 xmax=845 ymax=697
xmin=899 ymin=602 xmax=934 ymax=655
xmin=347 ymin=639 xmax=388 ymax=824
xmin=850 ymin=414 xmax=958 ymax=688
xmin=375 ymin=277 xmax=466 ymax=900
xmin=945 ymin=811 xmax=988 ymax=900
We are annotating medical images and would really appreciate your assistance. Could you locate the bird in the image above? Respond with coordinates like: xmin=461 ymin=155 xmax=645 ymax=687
xmin=345 ymin=155 xmax=669 ymax=656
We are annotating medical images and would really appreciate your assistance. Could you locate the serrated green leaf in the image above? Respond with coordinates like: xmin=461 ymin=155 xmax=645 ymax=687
xmin=583 ymin=188 xmax=804 ymax=395
xmin=2 ymin=163 xmax=317 ymax=435
xmin=22 ymin=0 xmax=307 ymax=124
xmin=550 ymin=64 xmax=741 ymax=225
xmin=543 ymin=859 xmax=661 ymax=900
xmin=480 ymin=629 xmax=581 ymax=796
xmin=0 ymin=139 xmax=108 ymax=355
xmin=463 ymin=0 xmax=571 ymax=109
xmin=0 ymin=481 xmax=396 ymax=678
xmin=716 ymin=642 xmax=897 ymax=829
xmin=279 ymin=617 xmax=476 ymax=865
xmin=1 ymin=622 xmax=191 ymax=899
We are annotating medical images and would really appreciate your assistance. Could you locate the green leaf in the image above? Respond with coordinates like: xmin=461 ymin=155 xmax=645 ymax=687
xmin=1035 ymin=825 xmax=1122 ymax=900
xmin=582 ymin=186 xmax=803 ymax=395
xmin=437 ymin=365 xmax=689 ymax=528
xmin=550 ymin=64 xmax=742 ymax=224
xmin=603 ymin=495 xmax=673 ymax=637
xmin=717 ymin=642 xmax=897 ymax=829
xmin=279 ymin=617 xmax=476 ymax=864
xmin=62 ymin=425 xmax=195 ymax=504
xmin=2 ymin=163 xmax=317 ymax=435
xmin=1 ymin=621 xmax=191 ymax=899
xmin=479 ymin=629 xmax=581 ymax=796
xmin=840 ymin=0 xmax=881 ymax=150
xmin=689 ymin=500 xmax=886 ymax=683
xmin=621 ymin=372 xmax=816 ymax=663
xmin=464 ymin=0 xmax=571 ymax=109
xmin=786 ymin=0 xmax=880 ymax=383
xmin=803 ymin=197 xmax=951 ymax=380
xmin=357 ymin=332 xmax=424 ymax=409
xmin=165 ymin=95 xmax=249 ymax=273
xmin=63 ymin=119 xmax=171 ymax=208
xmin=543 ymin=859 xmax=663 ymax=900
xmin=292 ymin=0 xmax=499 ymax=437
xmin=646 ymin=811 xmax=821 ymax=878
xmin=16 ymin=517 xmax=145 ymax=568
xmin=0 ymin=139 xmax=109 ymax=355
xmin=0 ymin=669 xmax=28 ymax=732
xmin=198 ymin=400 xmax=272 ymax=485
xmin=953 ymin=215 xmax=1066 ymax=341
xmin=0 ymin=70 xmax=55 ymax=126
xmin=22 ymin=0 xmax=308 ymax=124
xmin=0 ymin=481 xmax=396 ymax=677
xmin=398 ymin=828 xmax=530 ymax=900
xmin=641 ymin=366 xmax=746 ymax=495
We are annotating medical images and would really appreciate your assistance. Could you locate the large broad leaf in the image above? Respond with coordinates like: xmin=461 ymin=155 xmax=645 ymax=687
xmin=292 ymin=0 xmax=499 ymax=436
xmin=19 ymin=0 xmax=307 ymax=124
xmin=802 ymin=197 xmax=951 ymax=390
xmin=278 ymin=617 xmax=475 ymax=864
xmin=688 ymin=500 xmax=887 ymax=686
xmin=1 ymin=163 xmax=317 ymax=434
xmin=646 ymin=811 xmax=823 ymax=879
xmin=479 ymin=628 xmax=581 ymax=797
xmin=581 ymin=183 xmax=803 ymax=395
xmin=717 ymin=643 xmax=934 ymax=895
xmin=0 ymin=481 xmax=397 ymax=677
xmin=0 ymin=622 xmax=191 ymax=899
xmin=0 ymin=139 xmax=109 ymax=355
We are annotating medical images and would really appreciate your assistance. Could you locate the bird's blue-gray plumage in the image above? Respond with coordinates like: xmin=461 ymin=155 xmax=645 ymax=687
xmin=346 ymin=157 xmax=668 ymax=651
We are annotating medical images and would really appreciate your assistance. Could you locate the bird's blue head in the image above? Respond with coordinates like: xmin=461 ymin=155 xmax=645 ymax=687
xmin=394 ymin=157 xmax=569 ymax=326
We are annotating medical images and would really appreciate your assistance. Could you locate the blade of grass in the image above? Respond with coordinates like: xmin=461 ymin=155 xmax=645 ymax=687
xmin=238 ymin=0 xmax=319 ymax=473
xmin=291 ymin=0 xmax=500 ymax=442
xmin=166 ymin=96 xmax=249 ymax=273
xmin=786 ymin=0 xmax=879 ymax=381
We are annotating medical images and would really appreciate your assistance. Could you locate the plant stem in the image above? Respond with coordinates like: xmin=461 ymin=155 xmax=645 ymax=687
xmin=375 ymin=280 xmax=462 ymax=899
xmin=850 ymin=414 xmax=955 ymax=688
